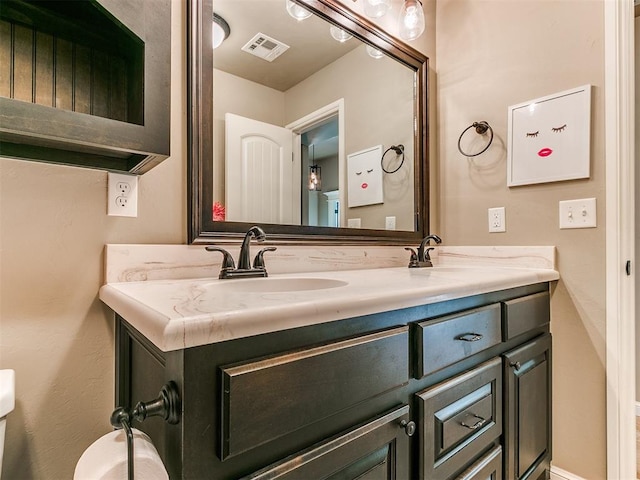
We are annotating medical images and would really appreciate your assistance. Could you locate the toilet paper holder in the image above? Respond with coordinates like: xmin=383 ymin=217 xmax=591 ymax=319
xmin=110 ymin=381 xmax=181 ymax=480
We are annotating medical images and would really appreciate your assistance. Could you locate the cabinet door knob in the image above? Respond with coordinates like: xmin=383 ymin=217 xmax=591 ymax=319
xmin=510 ymin=361 xmax=521 ymax=371
xmin=399 ymin=419 xmax=416 ymax=437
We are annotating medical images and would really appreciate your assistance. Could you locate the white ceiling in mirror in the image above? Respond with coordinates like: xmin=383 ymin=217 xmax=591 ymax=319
xmin=212 ymin=0 xmax=361 ymax=91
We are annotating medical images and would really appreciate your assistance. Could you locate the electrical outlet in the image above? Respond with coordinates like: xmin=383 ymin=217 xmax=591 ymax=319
xmin=385 ymin=216 xmax=396 ymax=230
xmin=347 ymin=218 xmax=361 ymax=228
xmin=116 ymin=181 xmax=131 ymax=195
xmin=108 ymin=172 xmax=138 ymax=217
xmin=559 ymin=198 xmax=596 ymax=229
xmin=488 ymin=207 xmax=506 ymax=233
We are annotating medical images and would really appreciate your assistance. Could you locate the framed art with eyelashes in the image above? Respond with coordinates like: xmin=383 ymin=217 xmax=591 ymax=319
xmin=347 ymin=145 xmax=384 ymax=208
xmin=507 ymin=85 xmax=591 ymax=186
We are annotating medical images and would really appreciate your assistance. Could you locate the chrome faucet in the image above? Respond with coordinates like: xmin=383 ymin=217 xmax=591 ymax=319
xmin=405 ymin=234 xmax=442 ymax=268
xmin=205 ymin=226 xmax=277 ymax=279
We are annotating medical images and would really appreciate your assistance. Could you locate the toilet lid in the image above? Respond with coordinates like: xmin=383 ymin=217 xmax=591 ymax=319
xmin=0 ymin=370 xmax=15 ymax=418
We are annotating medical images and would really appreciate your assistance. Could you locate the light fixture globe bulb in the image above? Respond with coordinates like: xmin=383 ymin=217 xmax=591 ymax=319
xmin=286 ymin=0 xmax=312 ymax=20
xmin=398 ymin=0 xmax=425 ymax=41
xmin=363 ymin=0 xmax=391 ymax=18
xmin=329 ymin=25 xmax=352 ymax=42
xmin=366 ymin=45 xmax=384 ymax=59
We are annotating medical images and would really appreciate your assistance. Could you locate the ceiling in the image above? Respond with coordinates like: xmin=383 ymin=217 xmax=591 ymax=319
xmin=213 ymin=0 xmax=361 ymax=91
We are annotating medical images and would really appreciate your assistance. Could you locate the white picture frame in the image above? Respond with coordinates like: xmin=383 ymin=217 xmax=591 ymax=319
xmin=347 ymin=145 xmax=384 ymax=208
xmin=507 ymin=85 xmax=591 ymax=187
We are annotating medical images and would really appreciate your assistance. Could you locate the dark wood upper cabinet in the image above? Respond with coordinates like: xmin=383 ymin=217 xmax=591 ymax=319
xmin=0 ymin=0 xmax=171 ymax=173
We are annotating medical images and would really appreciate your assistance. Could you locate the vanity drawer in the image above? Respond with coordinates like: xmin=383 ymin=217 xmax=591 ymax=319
xmin=415 ymin=304 xmax=501 ymax=378
xmin=417 ymin=357 xmax=502 ymax=480
xmin=220 ymin=326 xmax=409 ymax=459
xmin=502 ymin=292 xmax=550 ymax=340
xmin=455 ymin=445 xmax=502 ymax=480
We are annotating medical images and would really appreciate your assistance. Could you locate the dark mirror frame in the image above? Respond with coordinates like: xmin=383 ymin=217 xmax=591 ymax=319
xmin=187 ymin=0 xmax=429 ymax=244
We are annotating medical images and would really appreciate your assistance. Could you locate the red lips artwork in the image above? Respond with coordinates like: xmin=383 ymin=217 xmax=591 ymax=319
xmin=538 ymin=148 xmax=553 ymax=157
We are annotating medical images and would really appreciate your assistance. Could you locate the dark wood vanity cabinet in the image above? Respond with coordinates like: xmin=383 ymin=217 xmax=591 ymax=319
xmin=116 ymin=283 xmax=552 ymax=480
xmin=0 ymin=0 xmax=171 ymax=173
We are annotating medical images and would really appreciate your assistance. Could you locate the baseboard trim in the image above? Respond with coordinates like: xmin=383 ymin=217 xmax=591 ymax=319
xmin=550 ymin=465 xmax=587 ymax=480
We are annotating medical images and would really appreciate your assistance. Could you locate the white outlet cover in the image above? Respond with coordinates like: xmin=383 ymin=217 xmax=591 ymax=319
xmin=347 ymin=218 xmax=361 ymax=228
xmin=108 ymin=172 xmax=138 ymax=217
xmin=385 ymin=216 xmax=396 ymax=230
xmin=488 ymin=207 xmax=506 ymax=233
xmin=559 ymin=198 xmax=596 ymax=229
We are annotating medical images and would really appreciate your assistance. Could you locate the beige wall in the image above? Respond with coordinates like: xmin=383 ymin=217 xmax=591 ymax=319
xmin=436 ymin=1 xmax=605 ymax=478
xmin=0 ymin=1 xmax=186 ymax=478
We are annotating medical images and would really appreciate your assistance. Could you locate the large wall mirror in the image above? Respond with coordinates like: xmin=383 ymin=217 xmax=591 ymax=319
xmin=188 ymin=0 xmax=429 ymax=243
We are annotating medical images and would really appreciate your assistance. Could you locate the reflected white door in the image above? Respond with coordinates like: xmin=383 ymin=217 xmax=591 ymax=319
xmin=225 ymin=113 xmax=299 ymax=224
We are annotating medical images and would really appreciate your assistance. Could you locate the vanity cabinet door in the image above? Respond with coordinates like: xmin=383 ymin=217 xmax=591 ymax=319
xmin=503 ymin=334 xmax=552 ymax=480
xmin=242 ymin=405 xmax=411 ymax=480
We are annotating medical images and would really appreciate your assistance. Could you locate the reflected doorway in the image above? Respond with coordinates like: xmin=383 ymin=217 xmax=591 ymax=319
xmin=301 ymin=117 xmax=340 ymax=227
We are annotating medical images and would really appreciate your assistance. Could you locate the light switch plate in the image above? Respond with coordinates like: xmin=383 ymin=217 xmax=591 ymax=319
xmin=559 ymin=198 xmax=596 ymax=229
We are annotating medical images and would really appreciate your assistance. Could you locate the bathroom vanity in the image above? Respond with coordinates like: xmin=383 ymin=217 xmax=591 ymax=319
xmin=101 ymin=249 xmax=557 ymax=480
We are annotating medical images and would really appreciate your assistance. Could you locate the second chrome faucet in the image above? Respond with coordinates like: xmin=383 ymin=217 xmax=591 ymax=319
xmin=405 ymin=234 xmax=442 ymax=268
xmin=206 ymin=226 xmax=277 ymax=279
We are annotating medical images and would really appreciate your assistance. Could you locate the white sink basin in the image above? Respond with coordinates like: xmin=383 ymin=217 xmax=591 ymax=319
xmin=206 ymin=277 xmax=349 ymax=293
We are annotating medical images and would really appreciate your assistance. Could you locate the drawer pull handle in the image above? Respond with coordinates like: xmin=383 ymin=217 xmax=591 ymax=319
xmin=399 ymin=419 xmax=416 ymax=437
xmin=456 ymin=333 xmax=483 ymax=342
xmin=460 ymin=413 xmax=487 ymax=430
xmin=510 ymin=361 xmax=522 ymax=371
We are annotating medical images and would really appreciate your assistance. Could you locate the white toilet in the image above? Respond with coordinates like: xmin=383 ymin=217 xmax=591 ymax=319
xmin=0 ymin=370 xmax=16 ymax=480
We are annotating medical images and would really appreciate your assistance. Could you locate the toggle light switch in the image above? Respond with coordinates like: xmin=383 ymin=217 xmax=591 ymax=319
xmin=559 ymin=198 xmax=596 ymax=229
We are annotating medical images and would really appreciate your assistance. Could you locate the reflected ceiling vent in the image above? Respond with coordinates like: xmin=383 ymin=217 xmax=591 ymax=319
xmin=241 ymin=33 xmax=290 ymax=62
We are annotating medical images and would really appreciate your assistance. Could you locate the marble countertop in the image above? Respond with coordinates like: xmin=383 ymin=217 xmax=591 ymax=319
xmin=99 ymin=264 xmax=559 ymax=352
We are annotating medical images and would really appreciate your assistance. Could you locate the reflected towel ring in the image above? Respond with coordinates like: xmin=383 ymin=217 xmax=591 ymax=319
xmin=381 ymin=144 xmax=405 ymax=174
xmin=457 ymin=121 xmax=494 ymax=157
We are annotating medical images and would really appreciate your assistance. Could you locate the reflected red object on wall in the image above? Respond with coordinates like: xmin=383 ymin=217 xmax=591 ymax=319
xmin=213 ymin=201 xmax=226 ymax=221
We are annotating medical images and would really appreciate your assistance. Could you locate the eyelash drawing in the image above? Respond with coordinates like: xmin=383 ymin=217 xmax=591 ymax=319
xmin=356 ymin=171 xmax=362 ymax=175
xmin=551 ymin=124 xmax=567 ymax=133
xmin=367 ymin=169 xmax=374 ymax=173
xmin=526 ymin=131 xmax=539 ymax=138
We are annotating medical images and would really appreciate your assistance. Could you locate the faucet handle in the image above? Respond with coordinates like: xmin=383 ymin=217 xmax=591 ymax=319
xmin=253 ymin=247 xmax=277 ymax=270
xmin=205 ymin=246 xmax=236 ymax=277
xmin=404 ymin=247 xmax=419 ymax=268
xmin=424 ymin=247 xmax=435 ymax=261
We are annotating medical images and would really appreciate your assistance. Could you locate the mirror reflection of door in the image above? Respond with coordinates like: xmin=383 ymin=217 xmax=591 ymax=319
xmin=300 ymin=117 xmax=340 ymax=227
xmin=225 ymin=113 xmax=300 ymax=224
